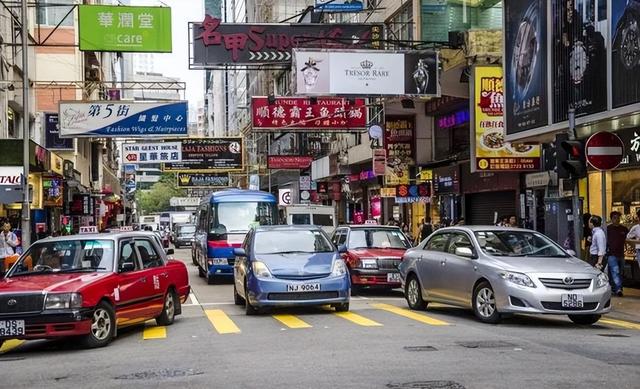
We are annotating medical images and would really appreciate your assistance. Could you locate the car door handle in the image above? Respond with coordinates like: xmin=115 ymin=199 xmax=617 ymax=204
xmin=138 ymin=277 xmax=147 ymax=283
xmin=160 ymin=272 xmax=169 ymax=278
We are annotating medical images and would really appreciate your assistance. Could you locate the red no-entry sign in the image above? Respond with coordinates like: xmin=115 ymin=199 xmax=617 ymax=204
xmin=585 ymin=131 xmax=624 ymax=171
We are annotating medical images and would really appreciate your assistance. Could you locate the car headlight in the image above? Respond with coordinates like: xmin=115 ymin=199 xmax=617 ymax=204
xmin=595 ymin=272 xmax=609 ymax=288
xmin=45 ymin=293 xmax=83 ymax=310
xmin=499 ymin=271 xmax=536 ymax=288
xmin=331 ymin=259 xmax=347 ymax=276
xmin=252 ymin=261 xmax=273 ymax=278
xmin=357 ymin=258 xmax=378 ymax=269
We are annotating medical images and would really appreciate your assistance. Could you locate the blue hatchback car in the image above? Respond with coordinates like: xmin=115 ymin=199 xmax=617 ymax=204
xmin=233 ymin=225 xmax=350 ymax=315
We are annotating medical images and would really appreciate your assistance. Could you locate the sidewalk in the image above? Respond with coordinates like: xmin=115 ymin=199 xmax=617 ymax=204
xmin=608 ymin=287 xmax=640 ymax=323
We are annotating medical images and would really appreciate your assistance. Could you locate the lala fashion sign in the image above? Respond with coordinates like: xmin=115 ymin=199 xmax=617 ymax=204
xmin=293 ymin=49 xmax=439 ymax=96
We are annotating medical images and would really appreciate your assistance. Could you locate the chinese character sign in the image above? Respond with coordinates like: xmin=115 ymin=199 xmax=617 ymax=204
xmin=252 ymin=97 xmax=366 ymax=130
xmin=384 ymin=116 xmax=415 ymax=185
xmin=58 ymin=101 xmax=187 ymax=138
xmin=474 ymin=66 xmax=540 ymax=172
xmin=79 ymin=5 xmax=172 ymax=52
xmin=122 ymin=142 xmax=182 ymax=164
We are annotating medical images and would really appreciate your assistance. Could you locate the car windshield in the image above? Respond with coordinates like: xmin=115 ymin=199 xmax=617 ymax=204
xmin=254 ymin=230 xmax=335 ymax=255
xmin=347 ymin=228 xmax=411 ymax=249
xmin=179 ymin=225 xmax=196 ymax=234
xmin=215 ymin=202 xmax=276 ymax=233
xmin=7 ymin=239 xmax=115 ymax=276
xmin=474 ymin=230 xmax=569 ymax=257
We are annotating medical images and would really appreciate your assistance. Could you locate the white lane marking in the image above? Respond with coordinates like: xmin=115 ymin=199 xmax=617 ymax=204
xmin=189 ymin=292 xmax=200 ymax=306
xmin=183 ymin=302 xmax=236 ymax=307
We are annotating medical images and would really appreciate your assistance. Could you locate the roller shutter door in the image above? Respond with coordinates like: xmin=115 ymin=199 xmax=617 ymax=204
xmin=466 ymin=191 xmax=516 ymax=226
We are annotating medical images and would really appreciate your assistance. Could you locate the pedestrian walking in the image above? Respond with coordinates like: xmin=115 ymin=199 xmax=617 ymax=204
xmin=588 ymin=215 xmax=606 ymax=271
xmin=626 ymin=209 xmax=640 ymax=275
xmin=606 ymin=211 xmax=627 ymax=296
xmin=0 ymin=222 xmax=18 ymax=274
xmin=508 ymin=215 xmax=518 ymax=228
xmin=583 ymin=213 xmax=592 ymax=261
xmin=420 ymin=217 xmax=433 ymax=242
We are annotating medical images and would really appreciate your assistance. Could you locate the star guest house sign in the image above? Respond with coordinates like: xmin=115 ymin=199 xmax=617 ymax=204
xmin=189 ymin=15 xmax=383 ymax=68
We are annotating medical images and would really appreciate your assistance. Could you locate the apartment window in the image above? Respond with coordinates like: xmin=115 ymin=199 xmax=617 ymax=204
xmin=37 ymin=0 xmax=75 ymax=27
xmin=386 ymin=3 xmax=413 ymax=50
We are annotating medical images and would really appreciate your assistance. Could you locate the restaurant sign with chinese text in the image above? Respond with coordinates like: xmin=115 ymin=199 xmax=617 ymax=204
xmin=190 ymin=15 xmax=382 ymax=68
xmin=122 ymin=142 xmax=182 ymax=164
xmin=473 ymin=66 xmax=540 ymax=172
xmin=58 ymin=101 xmax=188 ymax=138
xmin=79 ymin=5 xmax=172 ymax=52
xmin=252 ymin=97 xmax=366 ymax=131
xmin=163 ymin=138 xmax=243 ymax=172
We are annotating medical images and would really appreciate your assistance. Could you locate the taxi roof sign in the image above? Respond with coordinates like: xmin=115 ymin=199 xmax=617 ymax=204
xmin=119 ymin=226 xmax=134 ymax=232
xmin=364 ymin=219 xmax=378 ymax=225
xmin=79 ymin=226 xmax=99 ymax=234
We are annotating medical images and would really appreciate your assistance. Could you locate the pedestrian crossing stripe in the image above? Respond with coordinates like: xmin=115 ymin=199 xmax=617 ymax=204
xmin=0 ymin=339 xmax=24 ymax=354
xmin=599 ymin=318 xmax=640 ymax=331
xmin=206 ymin=309 xmax=241 ymax=334
xmin=273 ymin=314 xmax=312 ymax=329
xmin=372 ymin=303 xmax=450 ymax=326
xmin=143 ymin=325 xmax=167 ymax=339
xmin=334 ymin=311 xmax=383 ymax=327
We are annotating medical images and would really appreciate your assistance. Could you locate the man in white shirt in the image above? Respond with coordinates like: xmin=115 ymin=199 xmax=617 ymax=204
xmin=588 ymin=215 xmax=606 ymax=270
xmin=626 ymin=209 xmax=640 ymax=269
xmin=0 ymin=222 xmax=18 ymax=273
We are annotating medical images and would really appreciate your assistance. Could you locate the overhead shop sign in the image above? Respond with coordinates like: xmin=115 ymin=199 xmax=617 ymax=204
xmin=384 ymin=116 xmax=415 ymax=186
xmin=44 ymin=113 xmax=73 ymax=150
xmin=473 ymin=66 xmax=540 ymax=172
xmin=252 ymin=97 xmax=366 ymax=131
xmin=59 ymin=101 xmax=188 ymax=138
xmin=177 ymin=172 xmax=230 ymax=188
xmin=267 ymin=156 xmax=314 ymax=170
xmin=293 ymin=49 xmax=439 ymax=96
xmin=314 ymin=0 xmax=364 ymax=12
xmin=78 ymin=5 xmax=172 ymax=52
xmin=189 ymin=15 xmax=382 ymax=68
xmin=163 ymin=138 xmax=243 ymax=172
xmin=122 ymin=142 xmax=182 ymax=164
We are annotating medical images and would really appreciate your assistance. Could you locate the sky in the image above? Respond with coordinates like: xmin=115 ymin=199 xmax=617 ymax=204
xmin=132 ymin=0 xmax=205 ymax=115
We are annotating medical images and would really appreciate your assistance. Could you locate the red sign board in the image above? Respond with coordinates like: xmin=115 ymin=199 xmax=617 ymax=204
xmin=267 ymin=155 xmax=314 ymax=170
xmin=586 ymin=131 xmax=624 ymax=171
xmin=252 ymin=97 xmax=366 ymax=131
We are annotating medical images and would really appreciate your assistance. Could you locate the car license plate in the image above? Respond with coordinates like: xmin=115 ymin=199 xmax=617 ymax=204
xmin=561 ymin=294 xmax=584 ymax=308
xmin=0 ymin=320 xmax=25 ymax=337
xmin=387 ymin=273 xmax=401 ymax=283
xmin=286 ymin=283 xmax=320 ymax=292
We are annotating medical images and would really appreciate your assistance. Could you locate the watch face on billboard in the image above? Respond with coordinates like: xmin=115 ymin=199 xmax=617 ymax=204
xmin=612 ymin=0 xmax=640 ymax=108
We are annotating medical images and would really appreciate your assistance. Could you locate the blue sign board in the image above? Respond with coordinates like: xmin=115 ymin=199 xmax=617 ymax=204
xmin=44 ymin=113 xmax=74 ymax=150
xmin=315 ymin=0 xmax=364 ymax=12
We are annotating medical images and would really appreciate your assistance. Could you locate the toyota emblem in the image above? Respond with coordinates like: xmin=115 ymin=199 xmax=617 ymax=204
xmin=7 ymin=299 xmax=17 ymax=306
xmin=563 ymin=277 xmax=574 ymax=285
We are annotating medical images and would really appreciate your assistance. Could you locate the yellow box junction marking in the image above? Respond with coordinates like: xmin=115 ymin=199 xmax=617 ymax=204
xmin=373 ymin=303 xmax=449 ymax=326
xmin=600 ymin=318 xmax=640 ymax=331
xmin=143 ymin=325 xmax=167 ymax=339
xmin=206 ymin=309 xmax=241 ymax=334
xmin=273 ymin=314 xmax=312 ymax=329
xmin=0 ymin=339 xmax=24 ymax=354
xmin=334 ymin=311 xmax=383 ymax=327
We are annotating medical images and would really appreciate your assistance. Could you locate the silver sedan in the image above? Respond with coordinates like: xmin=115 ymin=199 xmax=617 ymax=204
xmin=399 ymin=226 xmax=611 ymax=325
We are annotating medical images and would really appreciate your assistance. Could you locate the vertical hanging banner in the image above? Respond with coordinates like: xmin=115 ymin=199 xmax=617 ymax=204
xmin=384 ymin=116 xmax=415 ymax=185
xmin=504 ymin=0 xmax=548 ymax=134
xmin=551 ymin=0 xmax=607 ymax=122
xmin=44 ymin=113 xmax=73 ymax=150
xmin=473 ymin=66 xmax=541 ymax=172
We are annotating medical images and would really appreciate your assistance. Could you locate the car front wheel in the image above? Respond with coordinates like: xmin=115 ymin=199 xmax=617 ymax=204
xmin=234 ymin=283 xmax=245 ymax=305
xmin=473 ymin=281 xmax=501 ymax=324
xmin=568 ymin=314 xmax=601 ymax=325
xmin=405 ymin=275 xmax=427 ymax=310
xmin=81 ymin=301 xmax=115 ymax=348
xmin=244 ymin=281 xmax=261 ymax=315
xmin=156 ymin=290 xmax=177 ymax=326
xmin=334 ymin=303 xmax=349 ymax=312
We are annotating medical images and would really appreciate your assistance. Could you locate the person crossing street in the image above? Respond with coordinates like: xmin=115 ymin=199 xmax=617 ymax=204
xmin=606 ymin=211 xmax=627 ymax=297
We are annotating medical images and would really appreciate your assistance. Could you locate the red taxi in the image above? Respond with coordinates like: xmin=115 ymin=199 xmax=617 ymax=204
xmin=0 ymin=231 xmax=190 ymax=349
xmin=332 ymin=225 xmax=412 ymax=293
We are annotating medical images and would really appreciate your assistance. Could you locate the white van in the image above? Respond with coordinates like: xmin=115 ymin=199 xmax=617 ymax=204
xmin=284 ymin=205 xmax=337 ymax=235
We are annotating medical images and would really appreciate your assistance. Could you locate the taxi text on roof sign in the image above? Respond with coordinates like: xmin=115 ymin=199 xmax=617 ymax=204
xmin=79 ymin=226 xmax=99 ymax=234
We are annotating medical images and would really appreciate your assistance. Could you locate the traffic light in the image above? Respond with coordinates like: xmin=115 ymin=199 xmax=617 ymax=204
xmin=555 ymin=133 xmax=587 ymax=179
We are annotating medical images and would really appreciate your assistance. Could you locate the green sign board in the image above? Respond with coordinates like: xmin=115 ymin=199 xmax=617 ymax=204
xmin=78 ymin=5 xmax=172 ymax=52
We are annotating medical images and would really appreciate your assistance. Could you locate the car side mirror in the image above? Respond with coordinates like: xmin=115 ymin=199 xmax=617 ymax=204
xmin=234 ymin=248 xmax=247 ymax=257
xmin=165 ymin=248 xmax=175 ymax=256
xmin=337 ymin=244 xmax=348 ymax=254
xmin=120 ymin=262 xmax=136 ymax=273
xmin=454 ymin=247 xmax=475 ymax=259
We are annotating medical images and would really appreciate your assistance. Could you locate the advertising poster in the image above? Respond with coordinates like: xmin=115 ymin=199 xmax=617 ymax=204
xmin=612 ymin=0 xmax=640 ymax=108
xmin=163 ymin=138 xmax=243 ymax=172
xmin=504 ymin=0 xmax=548 ymax=134
xmin=78 ymin=5 xmax=172 ymax=52
xmin=474 ymin=66 xmax=541 ymax=172
xmin=552 ymin=0 xmax=607 ymax=122
xmin=59 ymin=101 xmax=188 ymax=137
xmin=44 ymin=113 xmax=73 ymax=150
xmin=384 ymin=116 xmax=415 ymax=185
xmin=42 ymin=177 xmax=63 ymax=207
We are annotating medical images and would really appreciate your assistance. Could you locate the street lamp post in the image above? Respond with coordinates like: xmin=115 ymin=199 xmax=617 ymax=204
xmin=21 ymin=0 xmax=31 ymax=249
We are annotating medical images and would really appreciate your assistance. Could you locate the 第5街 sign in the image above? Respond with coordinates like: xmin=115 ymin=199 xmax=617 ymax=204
xmin=78 ymin=5 xmax=172 ymax=52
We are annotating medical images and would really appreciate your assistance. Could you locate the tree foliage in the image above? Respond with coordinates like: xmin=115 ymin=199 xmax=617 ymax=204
xmin=136 ymin=173 xmax=185 ymax=214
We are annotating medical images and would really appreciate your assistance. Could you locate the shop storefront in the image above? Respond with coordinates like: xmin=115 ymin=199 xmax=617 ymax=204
xmin=346 ymin=166 xmax=380 ymax=224
xmin=432 ymin=164 xmax=461 ymax=225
